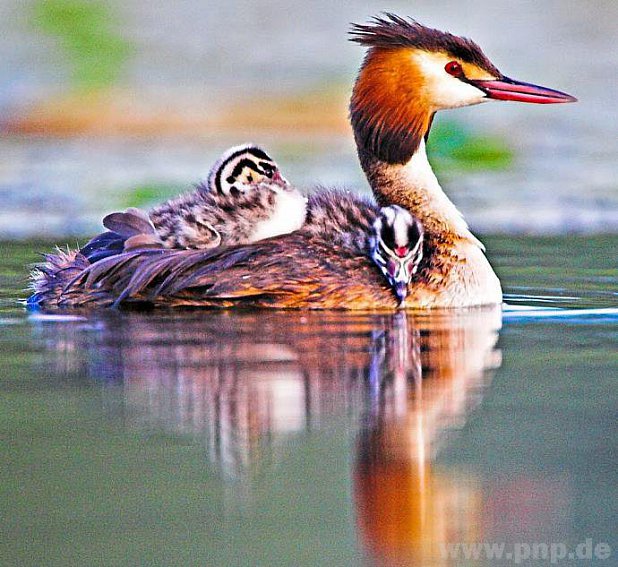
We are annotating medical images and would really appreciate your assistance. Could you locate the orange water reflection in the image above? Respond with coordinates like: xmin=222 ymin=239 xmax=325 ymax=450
xmin=37 ymin=307 xmax=504 ymax=565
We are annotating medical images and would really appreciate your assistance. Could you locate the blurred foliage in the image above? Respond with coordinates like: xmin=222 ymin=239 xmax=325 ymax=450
xmin=428 ymin=120 xmax=514 ymax=171
xmin=121 ymin=183 xmax=188 ymax=209
xmin=32 ymin=0 xmax=132 ymax=91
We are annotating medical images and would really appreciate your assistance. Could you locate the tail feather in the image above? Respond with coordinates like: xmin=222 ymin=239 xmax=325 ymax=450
xmin=29 ymin=247 xmax=90 ymax=308
xmin=80 ymin=207 xmax=162 ymax=264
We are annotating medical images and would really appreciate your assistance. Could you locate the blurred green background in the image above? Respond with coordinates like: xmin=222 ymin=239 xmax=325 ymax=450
xmin=0 ymin=0 xmax=616 ymax=238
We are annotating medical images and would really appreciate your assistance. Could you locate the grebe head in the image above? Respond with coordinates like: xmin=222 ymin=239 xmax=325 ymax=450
xmin=207 ymin=144 xmax=288 ymax=195
xmin=370 ymin=205 xmax=424 ymax=305
xmin=350 ymin=14 xmax=576 ymax=164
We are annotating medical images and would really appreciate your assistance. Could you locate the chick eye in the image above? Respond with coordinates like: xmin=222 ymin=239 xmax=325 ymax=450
xmin=445 ymin=61 xmax=463 ymax=77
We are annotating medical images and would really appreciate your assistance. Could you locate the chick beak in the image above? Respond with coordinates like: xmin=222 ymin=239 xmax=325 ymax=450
xmin=472 ymin=76 xmax=577 ymax=104
xmin=394 ymin=281 xmax=408 ymax=306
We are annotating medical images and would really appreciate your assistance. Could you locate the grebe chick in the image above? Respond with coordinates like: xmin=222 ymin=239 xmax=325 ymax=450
xmin=150 ymin=143 xmax=307 ymax=249
xmin=81 ymin=144 xmax=307 ymax=260
xmin=370 ymin=206 xmax=424 ymax=304
xmin=301 ymin=190 xmax=424 ymax=303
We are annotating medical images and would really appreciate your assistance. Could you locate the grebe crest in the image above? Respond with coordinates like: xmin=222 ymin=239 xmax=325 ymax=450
xmin=371 ymin=205 xmax=424 ymax=305
xmin=206 ymin=144 xmax=288 ymax=196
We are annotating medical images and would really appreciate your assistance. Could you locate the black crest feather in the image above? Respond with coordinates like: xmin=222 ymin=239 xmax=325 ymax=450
xmin=350 ymin=13 xmax=499 ymax=76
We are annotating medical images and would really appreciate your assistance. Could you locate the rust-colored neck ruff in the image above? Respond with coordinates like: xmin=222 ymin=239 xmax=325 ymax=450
xmin=351 ymin=48 xmax=433 ymax=165
xmin=351 ymin=47 xmax=477 ymax=243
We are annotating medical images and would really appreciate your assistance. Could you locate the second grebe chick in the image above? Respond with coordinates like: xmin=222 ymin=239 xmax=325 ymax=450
xmin=301 ymin=191 xmax=424 ymax=304
xmin=147 ymin=144 xmax=307 ymax=249
xmin=370 ymin=206 xmax=424 ymax=304
xmin=82 ymin=144 xmax=307 ymax=260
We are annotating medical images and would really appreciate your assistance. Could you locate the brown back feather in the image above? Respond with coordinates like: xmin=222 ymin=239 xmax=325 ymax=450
xmin=50 ymin=231 xmax=397 ymax=310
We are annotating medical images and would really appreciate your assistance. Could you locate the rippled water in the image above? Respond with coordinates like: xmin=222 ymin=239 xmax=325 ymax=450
xmin=0 ymin=237 xmax=616 ymax=566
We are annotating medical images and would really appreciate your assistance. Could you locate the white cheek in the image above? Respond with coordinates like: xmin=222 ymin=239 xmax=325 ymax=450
xmin=250 ymin=190 xmax=307 ymax=242
xmin=432 ymin=76 xmax=487 ymax=109
xmin=414 ymin=53 xmax=487 ymax=109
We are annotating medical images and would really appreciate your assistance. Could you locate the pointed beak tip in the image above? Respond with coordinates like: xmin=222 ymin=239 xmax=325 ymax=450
xmin=394 ymin=283 xmax=408 ymax=305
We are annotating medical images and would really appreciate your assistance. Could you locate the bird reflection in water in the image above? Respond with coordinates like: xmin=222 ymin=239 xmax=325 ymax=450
xmin=35 ymin=307 xmax=502 ymax=565
xmin=355 ymin=311 xmax=499 ymax=566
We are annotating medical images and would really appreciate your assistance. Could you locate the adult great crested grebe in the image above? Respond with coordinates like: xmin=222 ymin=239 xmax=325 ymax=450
xmin=29 ymin=14 xmax=575 ymax=310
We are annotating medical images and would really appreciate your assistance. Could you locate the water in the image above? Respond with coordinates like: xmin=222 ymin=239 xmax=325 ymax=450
xmin=0 ymin=237 xmax=616 ymax=566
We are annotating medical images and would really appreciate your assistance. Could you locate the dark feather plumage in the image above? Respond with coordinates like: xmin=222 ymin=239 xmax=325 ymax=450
xmin=56 ymin=232 xmax=397 ymax=310
xmin=79 ymin=231 xmax=127 ymax=263
xmin=29 ymin=189 xmax=406 ymax=310
xmin=303 ymin=187 xmax=378 ymax=249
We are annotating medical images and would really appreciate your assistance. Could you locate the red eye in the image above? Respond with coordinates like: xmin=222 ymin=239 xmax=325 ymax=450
xmin=445 ymin=61 xmax=462 ymax=76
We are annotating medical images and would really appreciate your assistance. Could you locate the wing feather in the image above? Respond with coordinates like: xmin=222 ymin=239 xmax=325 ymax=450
xmin=103 ymin=208 xmax=156 ymax=238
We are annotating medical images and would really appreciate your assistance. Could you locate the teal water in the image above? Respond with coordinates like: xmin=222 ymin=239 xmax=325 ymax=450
xmin=0 ymin=236 xmax=616 ymax=566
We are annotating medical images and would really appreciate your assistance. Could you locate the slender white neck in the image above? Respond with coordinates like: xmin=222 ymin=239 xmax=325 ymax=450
xmin=356 ymin=126 xmax=502 ymax=306
xmin=398 ymin=140 xmax=472 ymax=238
xmin=360 ymin=140 xmax=482 ymax=247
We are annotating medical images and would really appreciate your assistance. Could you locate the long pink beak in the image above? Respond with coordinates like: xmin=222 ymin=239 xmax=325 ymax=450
xmin=473 ymin=77 xmax=577 ymax=104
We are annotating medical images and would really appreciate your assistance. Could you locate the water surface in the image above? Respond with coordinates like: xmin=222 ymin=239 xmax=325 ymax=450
xmin=0 ymin=237 xmax=616 ymax=565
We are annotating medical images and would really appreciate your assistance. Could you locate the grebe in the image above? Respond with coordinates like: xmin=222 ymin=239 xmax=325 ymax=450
xmin=150 ymin=144 xmax=306 ymax=249
xmin=370 ymin=205 xmax=423 ymax=305
xmin=79 ymin=144 xmax=307 ymax=262
xmin=29 ymin=14 xmax=575 ymax=310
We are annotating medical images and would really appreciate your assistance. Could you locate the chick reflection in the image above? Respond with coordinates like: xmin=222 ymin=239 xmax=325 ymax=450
xmin=33 ymin=307 xmax=501 ymax=565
